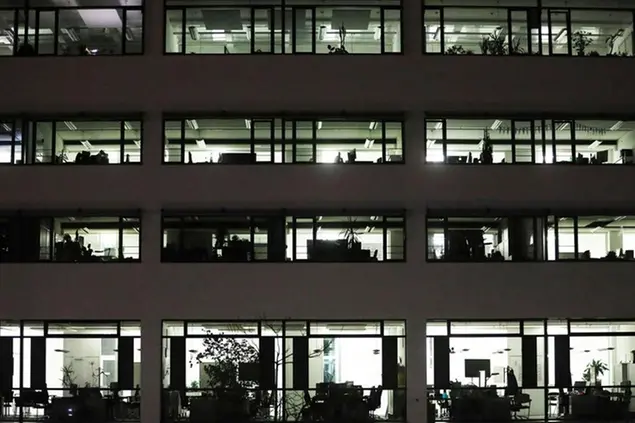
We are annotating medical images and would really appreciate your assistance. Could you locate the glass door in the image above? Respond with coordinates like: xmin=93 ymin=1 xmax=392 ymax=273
xmin=508 ymin=9 xmax=530 ymax=55
xmin=548 ymin=10 xmax=571 ymax=55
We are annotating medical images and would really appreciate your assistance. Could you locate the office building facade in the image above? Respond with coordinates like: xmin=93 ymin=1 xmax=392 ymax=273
xmin=1 ymin=0 xmax=635 ymax=422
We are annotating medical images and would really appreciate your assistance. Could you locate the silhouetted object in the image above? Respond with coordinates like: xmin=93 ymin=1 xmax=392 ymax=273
xmin=16 ymin=43 xmax=36 ymax=56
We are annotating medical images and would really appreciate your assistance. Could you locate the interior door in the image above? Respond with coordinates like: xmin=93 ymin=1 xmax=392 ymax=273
xmin=548 ymin=10 xmax=571 ymax=55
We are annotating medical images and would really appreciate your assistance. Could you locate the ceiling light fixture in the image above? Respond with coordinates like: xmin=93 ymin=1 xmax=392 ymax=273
xmin=368 ymin=121 xmax=378 ymax=131
xmin=188 ymin=26 xmax=198 ymax=41
xmin=610 ymin=121 xmax=624 ymax=131
xmin=81 ymin=140 xmax=92 ymax=149
xmin=364 ymin=139 xmax=374 ymax=148
xmin=434 ymin=122 xmax=443 ymax=130
xmin=373 ymin=27 xmax=381 ymax=41
xmin=427 ymin=139 xmax=436 ymax=148
xmin=1 ymin=123 xmax=10 ymax=132
xmin=64 ymin=121 xmax=77 ymax=131
xmin=244 ymin=119 xmax=251 ymax=129
xmin=196 ymin=139 xmax=206 ymax=149
xmin=556 ymin=122 xmax=569 ymax=131
xmin=490 ymin=119 xmax=503 ymax=130
xmin=124 ymin=121 xmax=132 ymax=130
xmin=318 ymin=26 xmax=327 ymax=41
xmin=316 ymin=121 xmax=323 ymax=130
xmin=187 ymin=119 xmax=199 ymax=130
xmin=589 ymin=140 xmax=602 ymax=149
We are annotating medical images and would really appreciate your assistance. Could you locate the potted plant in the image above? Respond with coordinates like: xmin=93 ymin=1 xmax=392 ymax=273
xmin=480 ymin=28 xmax=507 ymax=55
xmin=583 ymin=359 xmax=609 ymax=385
xmin=446 ymin=45 xmax=472 ymax=55
xmin=328 ymin=24 xmax=348 ymax=54
xmin=572 ymin=31 xmax=593 ymax=56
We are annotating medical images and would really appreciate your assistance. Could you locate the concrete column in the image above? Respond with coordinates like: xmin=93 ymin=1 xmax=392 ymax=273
xmin=402 ymin=0 xmax=422 ymax=56
xmin=144 ymin=0 xmax=165 ymax=56
xmin=406 ymin=111 xmax=425 ymax=167
xmin=407 ymin=319 xmax=428 ymax=423
xmin=141 ymin=318 xmax=162 ymax=423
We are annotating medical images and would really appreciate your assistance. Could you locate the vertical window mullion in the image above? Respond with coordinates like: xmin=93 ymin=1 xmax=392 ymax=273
xmin=441 ymin=119 xmax=448 ymax=163
xmin=180 ymin=120 xmax=185 ymax=163
xmin=381 ymin=121 xmax=387 ymax=162
xmin=180 ymin=8 xmax=186 ymax=53
xmin=573 ymin=216 xmax=579 ymax=260
xmin=547 ymin=9 xmax=553 ymax=55
xmin=250 ymin=8 xmax=256 ymax=53
xmin=119 ymin=120 xmax=126 ymax=164
xmin=312 ymin=120 xmax=317 ymax=163
xmin=439 ymin=7 xmax=445 ymax=53
xmin=511 ymin=120 xmax=517 ymax=163
xmin=566 ymin=10 xmax=572 ymax=56
xmin=51 ymin=121 xmax=57 ymax=164
xmin=250 ymin=216 xmax=255 ymax=261
xmin=250 ymin=119 xmax=255 ymax=155
xmin=10 ymin=120 xmax=16 ymax=165
xmin=382 ymin=216 xmax=387 ymax=261
xmin=292 ymin=217 xmax=297 ymax=261
xmin=34 ymin=9 xmax=40 ymax=54
xmin=270 ymin=119 xmax=275 ymax=163
xmin=118 ymin=217 xmax=124 ymax=260
xmin=12 ymin=8 xmax=19 ymax=55
xmin=443 ymin=217 xmax=449 ymax=259
xmin=540 ymin=119 xmax=546 ymax=163
xmin=122 ymin=8 xmax=128 ymax=55
xmin=570 ymin=120 xmax=576 ymax=160
xmin=507 ymin=9 xmax=513 ymax=54
xmin=269 ymin=6 xmax=274 ymax=53
xmin=530 ymin=120 xmax=536 ymax=163
xmin=554 ymin=217 xmax=559 ymax=260
xmin=551 ymin=120 xmax=557 ymax=163
xmin=291 ymin=6 xmax=297 ymax=53
xmin=292 ymin=120 xmax=297 ymax=163
xmin=311 ymin=7 xmax=316 ymax=53
xmin=380 ymin=7 xmax=385 ymax=54
xmin=48 ymin=217 xmax=54 ymax=261
xmin=53 ymin=9 xmax=59 ymax=55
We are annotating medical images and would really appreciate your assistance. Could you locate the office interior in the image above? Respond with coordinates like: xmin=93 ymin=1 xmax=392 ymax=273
xmin=427 ymin=320 xmax=635 ymax=422
xmin=0 ymin=0 xmax=143 ymax=56
xmin=163 ymin=118 xmax=403 ymax=164
xmin=0 ymin=119 xmax=142 ymax=165
xmin=164 ymin=0 xmax=401 ymax=54
xmin=425 ymin=118 xmax=635 ymax=164
xmin=162 ymin=320 xmax=406 ymax=422
xmin=161 ymin=213 xmax=405 ymax=262
xmin=426 ymin=213 xmax=635 ymax=262
xmin=423 ymin=0 xmax=635 ymax=56
xmin=0 ymin=321 xmax=141 ymax=423
xmin=0 ymin=214 xmax=141 ymax=263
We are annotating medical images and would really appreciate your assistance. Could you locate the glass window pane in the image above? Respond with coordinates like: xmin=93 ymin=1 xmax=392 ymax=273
xmin=293 ymin=8 xmax=313 ymax=53
xmin=383 ymin=8 xmax=401 ymax=53
xmin=165 ymin=9 xmax=183 ymax=53
xmin=124 ymin=121 xmax=142 ymax=163
xmin=310 ymin=322 xmax=381 ymax=336
xmin=0 ymin=10 xmax=17 ymax=56
xmin=164 ymin=120 xmax=184 ymax=163
xmin=125 ymin=9 xmax=143 ymax=53
xmin=35 ymin=10 xmax=55 ymax=54
xmin=58 ymin=9 xmax=125 ymax=55
xmin=423 ymin=8 xmax=441 ymax=53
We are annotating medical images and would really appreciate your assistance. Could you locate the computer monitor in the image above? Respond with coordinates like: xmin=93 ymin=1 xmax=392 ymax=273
xmin=465 ymin=359 xmax=491 ymax=378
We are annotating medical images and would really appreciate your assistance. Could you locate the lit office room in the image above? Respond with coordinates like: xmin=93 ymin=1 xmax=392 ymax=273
xmin=161 ymin=212 xmax=405 ymax=262
xmin=0 ymin=321 xmax=141 ymax=422
xmin=0 ymin=1 xmax=143 ymax=56
xmin=162 ymin=320 xmax=405 ymax=422
xmin=0 ymin=213 xmax=140 ymax=262
xmin=0 ymin=118 xmax=142 ymax=165
xmin=163 ymin=117 xmax=403 ymax=164
xmin=164 ymin=0 xmax=401 ymax=54
xmin=427 ymin=320 xmax=635 ymax=422
xmin=426 ymin=212 xmax=635 ymax=262
xmin=425 ymin=118 xmax=635 ymax=164
xmin=423 ymin=0 xmax=634 ymax=57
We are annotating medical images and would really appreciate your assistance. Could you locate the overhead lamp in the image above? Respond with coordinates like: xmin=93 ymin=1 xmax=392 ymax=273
xmin=368 ymin=121 xmax=378 ymax=131
xmin=196 ymin=139 xmax=206 ymax=149
xmin=64 ymin=121 xmax=78 ymax=131
xmin=245 ymin=26 xmax=251 ymax=41
xmin=556 ymin=122 xmax=569 ymax=131
xmin=134 ymin=140 xmax=141 ymax=148
xmin=365 ymin=226 xmax=375 ymax=233
xmin=1 ymin=123 xmax=10 ymax=132
xmin=244 ymin=119 xmax=251 ymax=129
xmin=588 ymin=140 xmax=602 ymax=149
xmin=188 ymin=26 xmax=198 ymax=41
xmin=434 ymin=122 xmax=443 ymax=130
xmin=364 ymin=139 xmax=374 ymax=148
xmin=81 ymin=140 xmax=92 ymax=149
xmin=610 ymin=121 xmax=624 ymax=131
xmin=373 ymin=27 xmax=381 ymax=41
xmin=125 ymin=28 xmax=134 ymax=41
xmin=187 ymin=119 xmax=199 ymax=130
xmin=62 ymin=28 xmax=79 ymax=42
xmin=427 ymin=139 xmax=436 ymax=148
xmin=316 ymin=121 xmax=323 ymax=130
xmin=490 ymin=119 xmax=502 ymax=130
xmin=554 ymin=28 xmax=566 ymax=42
xmin=124 ymin=121 xmax=133 ymax=130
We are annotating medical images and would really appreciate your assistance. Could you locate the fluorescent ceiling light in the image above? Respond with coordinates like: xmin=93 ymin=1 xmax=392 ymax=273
xmin=556 ymin=122 xmax=569 ymax=131
xmin=187 ymin=119 xmax=198 ymax=130
xmin=244 ymin=119 xmax=251 ymax=129
xmin=554 ymin=28 xmax=566 ymax=42
xmin=427 ymin=139 xmax=436 ymax=148
xmin=364 ymin=139 xmax=374 ymax=149
xmin=318 ymin=26 xmax=327 ymax=41
xmin=188 ymin=26 xmax=198 ymax=41
xmin=434 ymin=122 xmax=443 ymax=130
xmin=124 ymin=121 xmax=133 ymax=130
xmin=316 ymin=121 xmax=323 ymax=130
xmin=78 ymin=9 xmax=122 ymax=29
xmin=64 ymin=121 xmax=77 ymax=131
xmin=196 ymin=139 xmax=206 ymax=149
xmin=490 ymin=119 xmax=502 ymax=130
xmin=373 ymin=27 xmax=381 ymax=41
xmin=365 ymin=226 xmax=375 ymax=233
xmin=62 ymin=28 xmax=79 ymax=42
xmin=478 ymin=139 xmax=484 ymax=150
xmin=1 ymin=123 xmax=10 ymax=132
xmin=134 ymin=140 xmax=141 ymax=148
xmin=368 ymin=121 xmax=377 ymax=131
xmin=588 ymin=140 xmax=601 ymax=149
xmin=81 ymin=140 xmax=92 ymax=149
xmin=610 ymin=121 xmax=624 ymax=131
